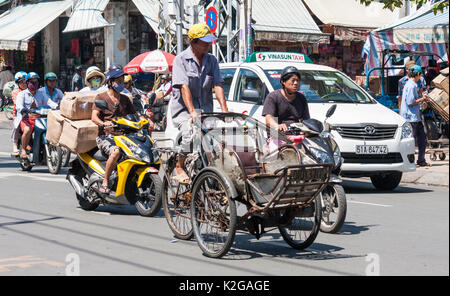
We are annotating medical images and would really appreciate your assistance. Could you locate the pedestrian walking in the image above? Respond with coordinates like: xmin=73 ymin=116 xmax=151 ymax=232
xmin=400 ymin=65 xmax=431 ymax=167
xmin=72 ymin=65 xmax=84 ymax=91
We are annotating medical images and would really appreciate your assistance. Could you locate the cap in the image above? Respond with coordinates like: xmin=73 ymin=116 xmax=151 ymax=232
xmin=124 ymin=74 xmax=133 ymax=83
xmin=188 ymin=23 xmax=218 ymax=43
xmin=105 ymin=68 xmax=125 ymax=82
xmin=410 ymin=65 xmax=423 ymax=74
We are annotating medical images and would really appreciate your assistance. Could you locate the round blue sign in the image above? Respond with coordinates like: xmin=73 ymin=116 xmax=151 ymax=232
xmin=205 ymin=7 xmax=218 ymax=33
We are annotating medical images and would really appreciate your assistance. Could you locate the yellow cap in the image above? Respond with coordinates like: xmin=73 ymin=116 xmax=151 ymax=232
xmin=124 ymin=74 xmax=132 ymax=83
xmin=188 ymin=23 xmax=217 ymax=42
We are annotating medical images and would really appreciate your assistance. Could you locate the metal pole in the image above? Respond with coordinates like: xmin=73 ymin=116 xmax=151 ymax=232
xmin=247 ymin=0 xmax=252 ymax=58
xmin=227 ymin=0 xmax=233 ymax=62
xmin=239 ymin=0 xmax=247 ymax=61
xmin=175 ymin=0 xmax=184 ymax=55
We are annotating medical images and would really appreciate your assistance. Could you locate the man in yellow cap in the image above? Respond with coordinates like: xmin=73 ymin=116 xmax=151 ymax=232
xmin=171 ymin=23 xmax=229 ymax=183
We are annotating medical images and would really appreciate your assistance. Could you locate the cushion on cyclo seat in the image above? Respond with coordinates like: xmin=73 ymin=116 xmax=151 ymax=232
xmin=231 ymin=146 xmax=260 ymax=176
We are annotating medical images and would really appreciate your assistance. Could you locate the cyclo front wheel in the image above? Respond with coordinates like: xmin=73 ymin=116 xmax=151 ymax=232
xmin=278 ymin=195 xmax=322 ymax=250
xmin=162 ymin=157 xmax=194 ymax=240
xmin=190 ymin=170 xmax=237 ymax=258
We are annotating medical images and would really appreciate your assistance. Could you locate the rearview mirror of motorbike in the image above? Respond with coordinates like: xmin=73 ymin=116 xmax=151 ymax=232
xmin=326 ymin=104 xmax=337 ymax=119
xmin=148 ymin=93 xmax=156 ymax=105
xmin=95 ymin=100 xmax=109 ymax=110
xmin=303 ymin=119 xmax=324 ymax=133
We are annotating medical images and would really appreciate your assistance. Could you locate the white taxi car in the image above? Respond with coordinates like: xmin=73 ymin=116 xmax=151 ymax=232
xmin=166 ymin=52 xmax=416 ymax=190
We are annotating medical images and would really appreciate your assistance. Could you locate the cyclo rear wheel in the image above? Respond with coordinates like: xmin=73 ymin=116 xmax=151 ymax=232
xmin=278 ymin=195 xmax=322 ymax=250
xmin=162 ymin=156 xmax=194 ymax=240
xmin=190 ymin=170 xmax=237 ymax=258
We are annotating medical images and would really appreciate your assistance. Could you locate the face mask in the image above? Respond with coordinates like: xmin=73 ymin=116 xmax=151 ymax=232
xmin=89 ymin=77 xmax=102 ymax=90
xmin=27 ymin=81 xmax=39 ymax=92
xmin=112 ymin=82 xmax=125 ymax=93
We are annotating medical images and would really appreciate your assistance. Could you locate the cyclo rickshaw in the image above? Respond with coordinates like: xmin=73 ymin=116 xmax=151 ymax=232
xmin=158 ymin=113 xmax=332 ymax=258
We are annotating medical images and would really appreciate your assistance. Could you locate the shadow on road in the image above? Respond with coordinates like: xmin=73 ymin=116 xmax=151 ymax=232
xmin=335 ymin=222 xmax=377 ymax=235
xmin=343 ymin=179 xmax=433 ymax=194
xmin=93 ymin=205 xmax=165 ymax=218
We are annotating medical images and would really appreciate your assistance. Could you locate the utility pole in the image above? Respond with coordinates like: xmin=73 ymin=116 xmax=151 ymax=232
xmin=175 ymin=0 xmax=184 ymax=55
xmin=246 ymin=0 xmax=253 ymax=58
xmin=239 ymin=0 xmax=247 ymax=61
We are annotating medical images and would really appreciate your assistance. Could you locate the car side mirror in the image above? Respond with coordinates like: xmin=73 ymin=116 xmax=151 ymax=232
xmin=241 ymin=89 xmax=261 ymax=104
xmin=95 ymin=100 xmax=109 ymax=110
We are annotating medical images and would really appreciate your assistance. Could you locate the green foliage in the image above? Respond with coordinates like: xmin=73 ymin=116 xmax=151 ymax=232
xmin=358 ymin=0 xmax=449 ymax=14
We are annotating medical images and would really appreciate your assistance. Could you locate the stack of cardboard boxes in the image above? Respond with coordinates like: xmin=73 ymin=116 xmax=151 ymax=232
xmin=46 ymin=92 xmax=99 ymax=154
xmin=429 ymin=68 xmax=449 ymax=122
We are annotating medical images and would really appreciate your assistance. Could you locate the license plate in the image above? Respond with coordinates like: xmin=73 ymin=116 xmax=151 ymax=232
xmin=356 ymin=145 xmax=388 ymax=155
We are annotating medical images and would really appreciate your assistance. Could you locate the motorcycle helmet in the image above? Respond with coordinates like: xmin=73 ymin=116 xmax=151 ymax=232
xmin=280 ymin=66 xmax=301 ymax=83
xmin=44 ymin=72 xmax=58 ymax=81
xmin=105 ymin=68 xmax=126 ymax=83
xmin=124 ymin=74 xmax=133 ymax=84
xmin=14 ymin=71 xmax=27 ymax=83
xmin=25 ymin=72 xmax=40 ymax=82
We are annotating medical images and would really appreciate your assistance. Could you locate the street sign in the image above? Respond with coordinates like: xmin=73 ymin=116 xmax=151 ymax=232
xmin=205 ymin=7 xmax=218 ymax=33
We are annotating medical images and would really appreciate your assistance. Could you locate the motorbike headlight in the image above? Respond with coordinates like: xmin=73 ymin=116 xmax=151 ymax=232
xmin=122 ymin=139 xmax=151 ymax=163
xmin=401 ymin=122 xmax=413 ymax=140
xmin=309 ymin=147 xmax=333 ymax=164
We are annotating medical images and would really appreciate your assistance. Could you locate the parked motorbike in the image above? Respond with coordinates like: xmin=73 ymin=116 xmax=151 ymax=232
xmin=286 ymin=104 xmax=347 ymax=234
xmin=14 ymin=106 xmax=64 ymax=174
xmin=66 ymin=100 xmax=163 ymax=217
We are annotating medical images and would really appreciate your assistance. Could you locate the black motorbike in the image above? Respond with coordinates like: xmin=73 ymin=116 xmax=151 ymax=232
xmin=287 ymin=105 xmax=347 ymax=234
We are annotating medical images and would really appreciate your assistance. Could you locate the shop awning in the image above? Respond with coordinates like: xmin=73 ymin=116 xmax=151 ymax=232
xmin=252 ymin=0 xmax=329 ymax=43
xmin=0 ymin=0 xmax=72 ymax=51
xmin=131 ymin=0 xmax=160 ymax=33
xmin=378 ymin=7 xmax=449 ymax=44
xmin=302 ymin=0 xmax=395 ymax=29
xmin=63 ymin=0 xmax=114 ymax=33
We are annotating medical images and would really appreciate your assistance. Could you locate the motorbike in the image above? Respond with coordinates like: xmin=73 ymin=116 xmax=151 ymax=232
xmin=286 ymin=105 xmax=347 ymax=234
xmin=14 ymin=106 xmax=64 ymax=174
xmin=0 ymin=96 xmax=14 ymax=120
xmin=146 ymin=92 xmax=167 ymax=131
xmin=66 ymin=100 xmax=163 ymax=217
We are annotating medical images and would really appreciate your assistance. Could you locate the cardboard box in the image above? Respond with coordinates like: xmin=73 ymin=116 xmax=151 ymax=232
xmin=46 ymin=110 xmax=65 ymax=145
xmin=60 ymin=91 xmax=98 ymax=120
xmin=440 ymin=67 xmax=449 ymax=76
xmin=432 ymin=74 xmax=449 ymax=94
xmin=429 ymin=88 xmax=449 ymax=109
xmin=59 ymin=119 xmax=98 ymax=154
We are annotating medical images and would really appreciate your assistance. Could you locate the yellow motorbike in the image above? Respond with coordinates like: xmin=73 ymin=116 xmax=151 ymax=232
xmin=67 ymin=100 xmax=162 ymax=217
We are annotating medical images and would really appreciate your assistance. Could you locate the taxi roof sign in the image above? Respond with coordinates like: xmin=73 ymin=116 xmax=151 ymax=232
xmin=245 ymin=52 xmax=313 ymax=64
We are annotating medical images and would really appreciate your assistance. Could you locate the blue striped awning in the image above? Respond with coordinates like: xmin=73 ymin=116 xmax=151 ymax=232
xmin=62 ymin=0 xmax=114 ymax=33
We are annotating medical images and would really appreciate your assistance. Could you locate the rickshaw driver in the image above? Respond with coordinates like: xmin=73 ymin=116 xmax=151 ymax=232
xmin=171 ymin=23 xmax=229 ymax=184
xmin=262 ymin=66 xmax=310 ymax=132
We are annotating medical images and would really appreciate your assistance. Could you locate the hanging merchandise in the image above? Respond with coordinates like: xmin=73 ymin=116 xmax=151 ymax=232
xmin=26 ymin=41 xmax=36 ymax=65
xmin=70 ymin=39 xmax=80 ymax=57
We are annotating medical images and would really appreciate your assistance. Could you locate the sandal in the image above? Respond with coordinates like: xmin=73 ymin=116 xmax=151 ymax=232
xmin=99 ymin=185 xmax=110 ymax=194
xmin=417 ymin=162 xmax=432 ymax=167
xmin=172 ymin=171 xmax=190 ymax=184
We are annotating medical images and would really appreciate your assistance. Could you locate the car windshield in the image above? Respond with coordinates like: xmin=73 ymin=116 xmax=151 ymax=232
xmin=265 ymin=70 xmax=375 ymax=104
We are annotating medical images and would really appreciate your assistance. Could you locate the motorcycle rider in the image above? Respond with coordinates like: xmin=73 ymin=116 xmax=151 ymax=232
xmin=37 ymin=72 xmax=64 ymax=109
xmin=262 ymin=66 xmax=310 ymax=132
xmin=154 ymin=74 xmax=173 ymax=105
xmin=124 ymin=74 xmax=147 ymax=115
xmin=15 ymin=72 xmax=47 ymax=159
xmin=91 ymin=68 xmax=138 ymax=194
xmin=11 ymin=71 xmax=27 ymax=156
xmin=171 ymin=23 xmax=229 ymax=183
xmin=72 ymin=65 xmax=84 ymax=91
xmin=80 ymin=66 xmax=107 ymax=93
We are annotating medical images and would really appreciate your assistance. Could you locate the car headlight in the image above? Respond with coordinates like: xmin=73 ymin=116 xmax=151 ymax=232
xmin=401 ymin=122 xmax=413 ymax=140
xmin=333 ymin=145 xmax=343 ymax=167
xmin=309 ymin=147 xmax=333 ymax=164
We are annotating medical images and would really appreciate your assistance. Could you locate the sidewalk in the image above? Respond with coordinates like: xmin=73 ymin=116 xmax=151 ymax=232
xmin=402 ymin=154 xmax=449 ymax=187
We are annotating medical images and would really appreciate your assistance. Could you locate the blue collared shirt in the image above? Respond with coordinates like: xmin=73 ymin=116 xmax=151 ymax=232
xmin=401 ymin=79 xmax=421 ymax=123
xmin=171 ymin=46 xmax=223 ymax=125
xmin=37 ymin=86 xmax=64 ymax=109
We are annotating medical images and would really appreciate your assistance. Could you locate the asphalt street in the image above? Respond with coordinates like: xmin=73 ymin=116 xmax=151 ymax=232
xmin=0 ymin=123 xmax=448 ymax=276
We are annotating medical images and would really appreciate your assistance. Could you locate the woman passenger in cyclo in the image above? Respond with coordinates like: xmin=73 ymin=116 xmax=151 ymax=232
xmin=261 ymin=66 xmax=311 ymax=154
xmin=80 ymin=66 xmax=107 ymax=93
xmin=11 ymin=71 xmax=28 ymax=156
xmin=91 ymin=68 xmax=154 ymax=194
xmin=14 ymin=72 xmax=47 ymax=159
xmin=37 ymin=72 xmax=64 ymax=109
